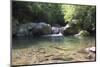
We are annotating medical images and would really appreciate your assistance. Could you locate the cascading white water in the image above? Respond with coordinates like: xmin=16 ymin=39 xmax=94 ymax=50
xmin=42 ymin=32 xmax=63 ymax=42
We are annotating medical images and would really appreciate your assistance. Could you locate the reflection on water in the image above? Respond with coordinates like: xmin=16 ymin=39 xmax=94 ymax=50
xmin=12 ymin=36 xmax=95 ymax=50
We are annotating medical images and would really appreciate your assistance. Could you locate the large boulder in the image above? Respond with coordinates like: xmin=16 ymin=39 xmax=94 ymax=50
xmin=16 ymin=22 xmax=51 ymax=36
xmin=32 ymin=22 xmax=51 ymax=36
xmin=16 ymin=23 xmax=33 ymax=36
xmin=62 ymin=20 xmax=80 ymax=35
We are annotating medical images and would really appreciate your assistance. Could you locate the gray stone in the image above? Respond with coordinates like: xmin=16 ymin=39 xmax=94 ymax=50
xmin=16 ymin=22 xmax=51 ymax=36
xmin=32 ymin=22 xmax=51 ymax=36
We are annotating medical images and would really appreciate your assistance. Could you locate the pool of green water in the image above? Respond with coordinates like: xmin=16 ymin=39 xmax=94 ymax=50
xmin=12 ymin=35 xmax=96 ymax=65
xmin=12 ymin=35 xmax=95 ymax=50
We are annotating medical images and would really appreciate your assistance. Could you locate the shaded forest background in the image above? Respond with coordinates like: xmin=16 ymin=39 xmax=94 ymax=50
xmin=12 ymin=1 xmax=96 ymax=35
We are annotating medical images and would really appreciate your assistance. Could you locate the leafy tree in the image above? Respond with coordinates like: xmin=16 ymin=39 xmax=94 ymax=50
xmin=61 ymin=5 xmax=76 ymax=22
xmin=61 ymin=4 xmax=96 ymax=33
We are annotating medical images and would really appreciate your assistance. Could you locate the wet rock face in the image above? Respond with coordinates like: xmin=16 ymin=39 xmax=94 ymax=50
xmin=51 ymin=27 xmax=60 ymax=34
xmin=16 ymin=22 xmax=51 ymax=36
xmin=32 ymin=22 xmax=51 ymax=36
xmin=62 ymin=20 xmax=80 ymax=35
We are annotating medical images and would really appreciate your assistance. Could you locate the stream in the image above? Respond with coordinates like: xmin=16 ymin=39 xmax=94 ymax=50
xmin=12 ymin=35 xmax=96 ymax=65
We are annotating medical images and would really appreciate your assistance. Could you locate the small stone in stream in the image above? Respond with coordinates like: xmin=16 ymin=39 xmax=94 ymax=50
xmin=84 ymin=47 xmax=96 ymax=60
xmin=85 ymin=47 xmax=96 ymax=53
xmin=39 ymin=58 xmax=49 ymax=62
xmin=77 ymin=49 xmax=88 ymax=54
xmin=73 ymin=53 xmax=77 ymax=55
xmin=63 ymin=57 xmax=74 ymax=61
xmin=86 ymin=52 xmax=96 ymax=60
xmin=32 ymin=49 xmax=39 ymax=52
xmin=89 ymin=47 xmax=96 ymax=52
xmin=54 ymin=46 xmax=67 ymax=51
xmin=44 ymin=54 xmax=54 ymax=57
xmin=39 ymin=50 xmax=46 ymax=53
xmin=52 ymin=57 xmax=64 ymax=60
xmin=52 ymin=57 xmax=73 ymax=61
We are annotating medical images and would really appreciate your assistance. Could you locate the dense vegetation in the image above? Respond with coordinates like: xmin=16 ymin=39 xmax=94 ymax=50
xmin=12 ymin=1 xmax=65 ymax=26
xmin=12 ymin=1 xmax=96 ymax=35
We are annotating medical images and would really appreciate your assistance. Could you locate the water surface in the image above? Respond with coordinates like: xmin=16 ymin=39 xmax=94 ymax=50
xmin=12 ymin=35 xmax=96 ymax=65
xmin=12 ymin=36 xmax=95 ymax=50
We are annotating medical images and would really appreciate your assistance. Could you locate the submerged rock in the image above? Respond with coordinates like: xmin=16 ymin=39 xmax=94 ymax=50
xmin=75 ymin=30 xmax=90 ymax=37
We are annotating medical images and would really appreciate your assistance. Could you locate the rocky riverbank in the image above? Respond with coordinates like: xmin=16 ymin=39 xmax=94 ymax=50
xmin=12 ymin=46 xmax=95 ymax=65
xmin=12 ymin=19 xmax=93 ymax=37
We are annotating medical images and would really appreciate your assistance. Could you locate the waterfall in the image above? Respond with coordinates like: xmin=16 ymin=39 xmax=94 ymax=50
xmin=42 ymin=32 xmax=63 ymax=42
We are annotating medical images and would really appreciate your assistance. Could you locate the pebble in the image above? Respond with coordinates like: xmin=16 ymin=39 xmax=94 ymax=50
xmin=85 ymin=47 xmax=96 ymax=53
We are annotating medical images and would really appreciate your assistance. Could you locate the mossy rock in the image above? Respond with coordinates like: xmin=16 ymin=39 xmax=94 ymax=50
xmin=76 ymin=30 xmax=90 ymax=36
xmin=63 ymin=20 xmax=81 ymax=35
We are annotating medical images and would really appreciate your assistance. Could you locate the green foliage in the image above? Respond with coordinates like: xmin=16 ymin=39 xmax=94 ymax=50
xmin=12 ymin=1 xmax=96 ymax=34
xmin=74 ymin=6 xmax=96 ymax=31
xmin=61 ymin=5 xmax=96 ymax=32
xmin=61 ymin=5 xmax=76 ymax=22
xmin=12 ymin=1 xmax=65 ymax=26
